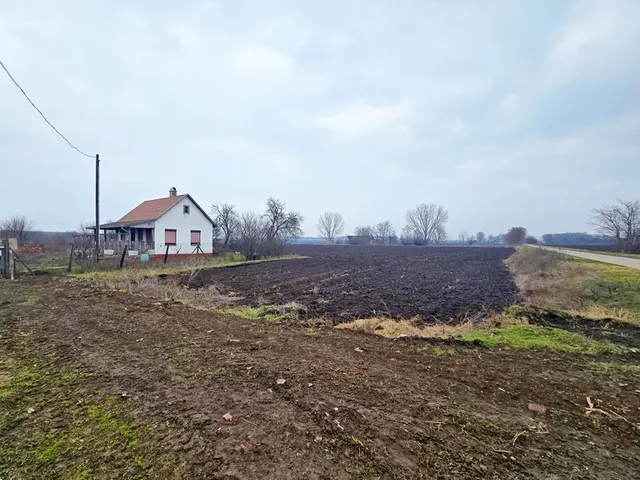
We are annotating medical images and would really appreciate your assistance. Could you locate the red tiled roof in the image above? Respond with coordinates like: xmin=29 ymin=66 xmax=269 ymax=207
xmin=102 ymin=195 xmax=186 ymax=228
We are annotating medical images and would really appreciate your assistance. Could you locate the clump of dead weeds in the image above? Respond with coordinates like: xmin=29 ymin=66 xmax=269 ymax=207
xmin=96 ymin=274 xmax=239 ymax=308
xmin=335 ymin=316 xmax=503 ymax=339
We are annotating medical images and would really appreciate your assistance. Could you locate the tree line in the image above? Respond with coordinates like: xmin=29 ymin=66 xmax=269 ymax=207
xmin=211 ymin=197 xmax=303 ymax=259
xmin=9 ymin=196 xmax=637 ymax=254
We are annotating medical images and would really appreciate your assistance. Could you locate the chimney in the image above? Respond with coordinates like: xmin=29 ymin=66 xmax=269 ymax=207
xmin=169 ymin=187 xmax=177 ymax=197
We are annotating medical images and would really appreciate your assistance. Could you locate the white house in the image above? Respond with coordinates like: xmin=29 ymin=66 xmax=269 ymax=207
xmin=100 ymin=188 xmax=216 ymax=255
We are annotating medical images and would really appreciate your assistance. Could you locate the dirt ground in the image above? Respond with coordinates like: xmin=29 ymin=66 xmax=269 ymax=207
xmin=178 ymin=246 xmax=519 ymax=322
xmin=1 ymin=276 xmax=639 ymax=479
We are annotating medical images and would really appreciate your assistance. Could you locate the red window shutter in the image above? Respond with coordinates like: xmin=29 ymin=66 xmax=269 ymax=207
xmin=165 ymin=229 xmax=177 ymax=245
xmin=191 ymin=230 xmax=201 ymax=244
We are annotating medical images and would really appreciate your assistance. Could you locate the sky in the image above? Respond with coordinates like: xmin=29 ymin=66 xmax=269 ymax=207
xmin=2 ymin=0 xmax=639 ymax=238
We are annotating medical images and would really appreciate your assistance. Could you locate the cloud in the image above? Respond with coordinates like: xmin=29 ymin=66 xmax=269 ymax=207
xmin=1 ymin=0 xmax=639 ymax=238
xmin=544 ymin=0 xmax=640 ymax=87
xmin=230 ymin=45 xmax=294 ymax=75
xmin=316 ymin=99 xmax=411 ymax=137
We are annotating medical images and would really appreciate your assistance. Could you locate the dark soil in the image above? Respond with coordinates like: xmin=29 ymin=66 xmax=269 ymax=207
xmin=180 ymin=246 xmax=520 ymax=322
xmin=1 ymin=277 xmax=639 ymax=479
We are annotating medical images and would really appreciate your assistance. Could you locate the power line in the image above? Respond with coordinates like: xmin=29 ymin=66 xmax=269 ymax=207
xmin=0 ymin=59 xmax=93 ymax=158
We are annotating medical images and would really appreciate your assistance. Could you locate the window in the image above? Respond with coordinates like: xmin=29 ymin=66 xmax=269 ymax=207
xmin=183 ymin=205 xmax=190 ymax=214
xmin=164 ymin=229 xmax=177 ymax=245
xmin=190 ymin=230 xmax=201 ymax=245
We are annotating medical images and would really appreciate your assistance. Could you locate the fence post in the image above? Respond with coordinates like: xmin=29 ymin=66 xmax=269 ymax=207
xmin=164 ymin=245 xmax=170 ymax=265
xmin=67 ymin=244 xmax=75 ymax=272
xmin=9 ymin=248 xmax=15 ymax=280
xmin=2 ymin=239 xmax=8 ymax=279
xmin=119 ymin=245 xmax=128 ymax=269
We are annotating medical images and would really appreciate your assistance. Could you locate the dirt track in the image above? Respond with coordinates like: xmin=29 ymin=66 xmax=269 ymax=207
xmin=180 ymin=246 xmax=519 ymax=322
xmin=2 ymin=277 xmax=639 ymax=479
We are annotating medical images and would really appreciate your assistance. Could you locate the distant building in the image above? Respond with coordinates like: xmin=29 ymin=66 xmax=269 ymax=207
xmin=347 ymin=235 xmax=374 ymax=245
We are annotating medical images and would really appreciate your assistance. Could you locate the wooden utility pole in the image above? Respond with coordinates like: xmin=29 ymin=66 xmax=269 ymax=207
xmin=95 ymin=153 xmax=100 ymax=263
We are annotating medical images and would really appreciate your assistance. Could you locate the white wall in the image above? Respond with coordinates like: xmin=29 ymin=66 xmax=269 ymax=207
xmin=153 ymin=196 xmax=214 ymax=254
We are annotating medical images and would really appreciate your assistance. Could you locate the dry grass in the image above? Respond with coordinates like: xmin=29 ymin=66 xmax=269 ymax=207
xmin=507 ymin=248 xmax=592 ymax=310
xmin=507 ymin=247 xmax=640 ymax=325
xmin=567 ymin=306 xmax=640 ymax=327
xmin=335 ymin=316 xmax=505 ymax=339
xmin=97 ymin=275 xmax=240 ymax=308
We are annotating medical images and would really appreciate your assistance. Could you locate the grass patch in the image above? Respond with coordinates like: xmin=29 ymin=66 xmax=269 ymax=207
xmin=578 ymin=260 xmax=640 ymax=315
xmin=508 ymin=248 xmax=640 ymax=324
xmin=432 ymin=346 xmax=457 ymax=356
xmin=87 ymin=404 xmax=141 ymax=447
xmin=588 ymin=362 xmax=640 ymax=374
xmin=460 ymin=324 xmax=623 ymax=354
xmin=224 ymin=302 xmax=307 ymax=322
xmin=34 ymin=437 xmax=65 ymax=463
xmin=562 ymin=248 xmax=640 ymax=259
xmin=0 ymin=371 xmax=43 ymax=399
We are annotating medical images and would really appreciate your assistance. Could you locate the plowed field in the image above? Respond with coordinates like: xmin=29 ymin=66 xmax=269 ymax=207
xmin=182 ymin=245 xmax=519 ymax=322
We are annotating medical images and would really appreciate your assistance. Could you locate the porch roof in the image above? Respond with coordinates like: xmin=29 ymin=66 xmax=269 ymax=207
xmin=100 ymin=220 xmax=154 ymax=230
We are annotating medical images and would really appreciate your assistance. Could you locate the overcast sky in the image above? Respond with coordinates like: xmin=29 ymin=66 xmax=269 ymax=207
xmin=2 ymin=0 xmax=639 ymax=237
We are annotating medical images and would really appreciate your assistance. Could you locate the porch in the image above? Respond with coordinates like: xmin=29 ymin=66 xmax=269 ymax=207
xmin=100 ymin=226 xmax=155 ymax=254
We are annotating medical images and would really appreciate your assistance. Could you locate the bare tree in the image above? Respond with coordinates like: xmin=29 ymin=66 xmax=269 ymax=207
xmin=400 ymin=225 xmax=415 ymax=245
xmin=236 ymin=211 xmax=267 ymax=259
xmin=0 ymin=214 xmax=34 ymax=247
xmin=476 ymin=232 xmax=485 ymax=244
xmin=615 ymin=198 xmax=640 ymax=248
xmin=458 ymin=230 xmax=475 ymax=245
xmin=354 ymin=226 xmax=374 ymax=237
xmin=374 ymin=220 xmax=395 ymax=244
xmin=434 ymin=225 xmax=447 ymax=244
xmin=211 ymin=202 xmax=239 ymax=248
xmin=317 ymin=212 xmax=344 ymax=242
xmin=591 ymin=198 xmax=640 ymax=251
xmin=404 ymin=204 xmax=449 ymax=244
xmin=591 ymin=204 xmax=622 ymax=245
xmin=504 ymin=226 xmax=527 ymax=245
xmin=263 ymin=197 xmax=304 ymax=255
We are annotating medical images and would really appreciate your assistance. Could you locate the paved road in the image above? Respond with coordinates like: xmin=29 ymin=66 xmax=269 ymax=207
xmin=531 ymin=245 xmax=640 ymax=270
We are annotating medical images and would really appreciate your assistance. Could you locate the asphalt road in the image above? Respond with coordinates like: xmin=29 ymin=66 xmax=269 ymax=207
xmin=532 ymin=245 xmax=640 ymax=270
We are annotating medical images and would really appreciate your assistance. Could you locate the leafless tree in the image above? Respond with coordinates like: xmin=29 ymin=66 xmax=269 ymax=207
xmin=354 ymin=226 xmax=374 ymax=237
xmin=504 ymin=226 xmax=527 ymax=245
xmin=211 ymin=202 xmax=240 ymax=248
xmin=591 ymin=198 xmax=640 ymax=251
xmin=458 ymin=230 xmax=475 ymax=245
xmin=317 ymin=212 xmax=344 ymax=242
xmin=400 ymin=225 xmax=415 ymax=245
xmin=476 ymin=232 xmax=485 ymax=244
xmin=236 ymin=211 xmax=267 ymax=260
xmin=263 ymin=197 xmax=304 ymax=255
xmin=404 ymin=203 xmax=449 ymax=244
xmin=0 ymin=214 xmax=34 ymax=247
xmin=374 ymin=220 xmax=395 ymax=244
xmin=615 ymin=198 xmax=640 ymax=247
xmin=77 ymin=222 xmax=95 ymax=235
xmin=591 ymin=204 xmax=622 ymax=244
xmin=434 ymin=225 xmax=447 ymax=244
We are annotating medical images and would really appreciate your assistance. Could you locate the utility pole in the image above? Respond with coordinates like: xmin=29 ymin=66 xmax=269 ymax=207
xmin=95 ymin=153 xmax=100 ymax=263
